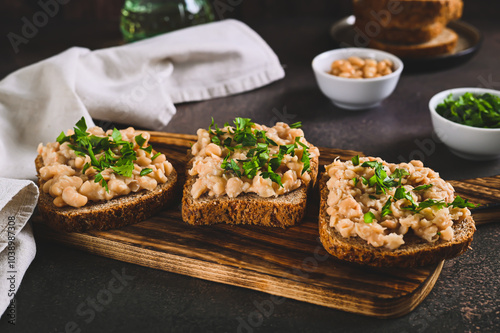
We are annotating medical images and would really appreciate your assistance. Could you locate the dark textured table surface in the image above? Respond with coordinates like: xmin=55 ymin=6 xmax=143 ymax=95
xmin=1 ymin=1 xmax=499 ymax=332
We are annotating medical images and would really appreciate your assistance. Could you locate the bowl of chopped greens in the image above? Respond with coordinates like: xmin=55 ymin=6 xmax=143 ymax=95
xmin=429 ymin=87 xmax=500 ymax=160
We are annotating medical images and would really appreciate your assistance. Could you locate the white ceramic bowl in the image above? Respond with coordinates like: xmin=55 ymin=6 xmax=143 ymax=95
xmin=311 ymin=48 xmax=403 ymax=110
xmin=429 ymin=87 xmax=500 ymax=161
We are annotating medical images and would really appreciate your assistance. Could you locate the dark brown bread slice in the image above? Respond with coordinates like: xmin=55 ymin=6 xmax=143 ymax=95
xmin=368 ymin=27 xmax=458 ymax=58
xmin=354 ymin=18 xmax=445 ymax=44
xmin=353 ymin=0 xmax=463 ymax=30
xmin=36 ymin=155 xmax=178 ymax=233
xmin=318 ymin=173 xmax=476 ymax=267
xmin=182 ymin=150 xmax=319 ymax=227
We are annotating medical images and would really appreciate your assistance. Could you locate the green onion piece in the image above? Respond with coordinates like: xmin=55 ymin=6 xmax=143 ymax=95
xmin=151 ymin=152 xmax=162 ymax=161
xmin=413 ymin=184 xmax=433 ymax=191
xmin=351 ymin=155 xmax=360 ymax=166
xmin=140 ymin=168 xmax=153 ymax=176
xmin=364 ymin=212 xmax=376 ymax=223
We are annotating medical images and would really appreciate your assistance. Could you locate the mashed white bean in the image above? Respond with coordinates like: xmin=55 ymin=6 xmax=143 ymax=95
xmin=325 ymin=157 xmax=471 ymax=250
xmin=38 ymin=126 xmax=174 ymax=208
xmin=189 ymin=122 xmax=319 ymax=199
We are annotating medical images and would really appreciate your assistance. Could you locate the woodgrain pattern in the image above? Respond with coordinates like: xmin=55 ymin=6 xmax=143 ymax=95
xmin=449 ymin=176 xmax=500 ymax=226
xmin=32 ymin=132 xmax=500 ymax=318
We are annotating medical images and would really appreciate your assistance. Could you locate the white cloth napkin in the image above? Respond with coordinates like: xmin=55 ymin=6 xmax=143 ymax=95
xmin=0 ymin=19 xmax=284 ymax=316
xmin=0 ymin=178 xmax=38 ymax=317
xmin=0 ymin=18 xmax=284 ymax=180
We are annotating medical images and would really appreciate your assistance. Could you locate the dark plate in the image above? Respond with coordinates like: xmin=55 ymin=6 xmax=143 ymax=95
xmin=330 ymin=16 xmax=482 ymax=72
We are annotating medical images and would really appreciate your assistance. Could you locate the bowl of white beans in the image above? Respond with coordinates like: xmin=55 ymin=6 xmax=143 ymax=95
xmin=312 ymin=48 xmax=404 ymax=110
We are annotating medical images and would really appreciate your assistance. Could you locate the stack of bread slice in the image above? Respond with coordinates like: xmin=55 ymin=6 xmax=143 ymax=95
xmin=353 ymin=0 xmax=463 ymax=58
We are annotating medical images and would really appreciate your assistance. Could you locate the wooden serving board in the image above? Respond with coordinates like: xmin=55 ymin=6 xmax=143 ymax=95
xmin=32 ymin=132 xmax=500 ymax=319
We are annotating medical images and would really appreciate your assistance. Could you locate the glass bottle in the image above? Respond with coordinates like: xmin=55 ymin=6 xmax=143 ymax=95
xmin=120 ymin=0 xmax=215 ymax=42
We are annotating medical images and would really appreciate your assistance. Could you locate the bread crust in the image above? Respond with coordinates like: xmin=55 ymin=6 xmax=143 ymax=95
xmin=36 ymin=155 xmax=178 ymax=232
xmin=353 ymin=0 xmax=462 ymax=54
xmin=181 ymin=148 xmax=319 ymax=227
xmin=354 ymin=19 xmax=445 ymax=44
xmin=353 ymin=0 xmax=463 ymax=30
xmin=318 ymin=173 xmax=475 ymax=267
xmin=368 ymin=28 xmax=458 ymax=58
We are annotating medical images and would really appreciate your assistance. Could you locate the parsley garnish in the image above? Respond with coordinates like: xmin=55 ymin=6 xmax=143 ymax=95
xmin=381 ymin=197 xmax=393 ymax=217
xmin=392 ymin=169 xmax=410 ymax=186
xmin=295 ymin=137 xmax=311 ymax=175
xmin=56 ymin=117 xmax=156 ymax=191
xmin=351 ymin=155 xmax=360 ymax=166
xmin=394 ymin=186 xmax=418 ymax=207
xmin=208 ymin=118 xmax=311 ymax=186
xmin=449 ymin=195 xmax=478 ymax=209
xmin=357 ymin=160 xmax=477 ymax=215
xmin=135 ymin=134 xmax=147 ymax=147
xmin=361 ymin=160 xmax=378 ymax=168
xmin=151 ymin=152 xmax=162 ymax=161
xmin=140 ymin=168 xmax=153 ymax=176
xmin=221 ymin=156 xmax=242 ymax=177
xmin=261 ymin=165 xmax=283 ymax=187
xmin=396 ymin=189 xmax=475 ymax=213
xmin=413 ymin=199 xmax=448 ymax=212
xmin=360 ymin=160 xmax=400 ymax=194
xmin=413 ymin=184 xmax=433 ymax=191
xmin=364 ymin=212 xmax=376 ymax=223
xmin=436 ymin=92 xmax=500 ymax=128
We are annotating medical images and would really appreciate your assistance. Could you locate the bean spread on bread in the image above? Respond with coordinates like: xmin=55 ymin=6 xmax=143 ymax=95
xmin=325 ymin=156 xmax=476 ymax=250
xmin=37 ymin=117 xmax=174 ymax=208
xmin=189 ymin=118 xmax=319 ymax=199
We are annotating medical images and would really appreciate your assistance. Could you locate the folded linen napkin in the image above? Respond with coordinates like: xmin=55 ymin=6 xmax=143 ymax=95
xmin=0 ymin=19 xmax=284 ymax=316
xmin=0 ymin=178 xmax=38 ymax=318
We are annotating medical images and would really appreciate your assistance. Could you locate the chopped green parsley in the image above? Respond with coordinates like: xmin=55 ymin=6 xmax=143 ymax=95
xmin=209 ymin=117 xmax=311 ymax=187
xmin=436 ymin=92 xmax=500 ymax=128
xmin=351 ymin=155 xmax=478 ymax=216
xmin=56 ymin=117 xmax=155 ymax=191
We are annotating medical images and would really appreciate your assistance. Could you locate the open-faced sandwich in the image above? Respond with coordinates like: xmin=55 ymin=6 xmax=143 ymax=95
xmin=319 ymin=156 xmax=476 ymax=267
xmin=182 ymin=117 xmax=319 ymax=227
xmin=36 ymin=117 xmax=177 ymax=232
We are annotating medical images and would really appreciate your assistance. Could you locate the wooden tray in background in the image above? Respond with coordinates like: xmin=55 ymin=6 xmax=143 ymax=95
xmin=32 ymin=132 xmax=499 ymax=319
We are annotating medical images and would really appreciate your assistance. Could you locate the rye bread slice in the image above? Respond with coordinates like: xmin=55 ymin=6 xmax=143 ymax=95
xmin=36 ymin=155 xmax=178 ymax=232
xmin=368 ymin=27 xmax=458 ymax=58
xmin=353 ymin=0 xmax=463 ymax=30
xmin=318 ymin=173 xmax=476 ymax=267
xmin=354 ymin=19 xmax=445 ymax=44
xmin=182 ymin=149 xmax=319 ymax=227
